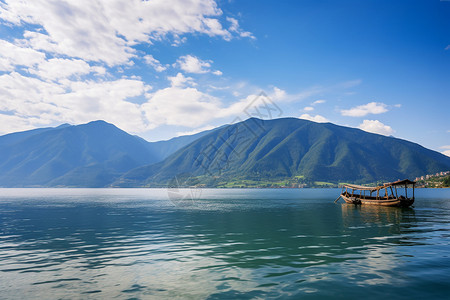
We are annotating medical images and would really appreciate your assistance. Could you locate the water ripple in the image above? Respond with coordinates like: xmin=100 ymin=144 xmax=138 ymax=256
xmin=0 ymin=188 xmax=449 ymax=299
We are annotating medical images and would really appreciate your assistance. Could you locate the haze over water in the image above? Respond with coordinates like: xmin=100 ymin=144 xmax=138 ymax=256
xmin=1 ymin=188 xmax=449 ymax=299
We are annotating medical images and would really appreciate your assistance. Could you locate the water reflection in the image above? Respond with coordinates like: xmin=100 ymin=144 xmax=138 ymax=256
xmin=341 ymin=203 xmax=416 ymax=224
xmin=338 ymin=204 xmax=417 ymax=286
xmin=0 ymin=189 xmax=449 ymax=299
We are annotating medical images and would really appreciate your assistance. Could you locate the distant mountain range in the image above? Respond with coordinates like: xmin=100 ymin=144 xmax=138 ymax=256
xmin=0 ymin=121 xmax=210 ymax=187
xmin=1 ymin=118 xmax=449 ymax=187
xmin=115 ymin=118 xmax=450 ymax=187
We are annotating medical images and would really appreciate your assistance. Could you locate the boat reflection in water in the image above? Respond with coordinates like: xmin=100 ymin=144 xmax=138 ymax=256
xmin=339 ymin=203 xmax=420 ymax=286
xmin=341 ymin=202 xmax=416 ymax=227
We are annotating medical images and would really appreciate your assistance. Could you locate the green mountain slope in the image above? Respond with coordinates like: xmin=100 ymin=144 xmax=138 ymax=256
xmin=147 ymin=126 xmax=222 ymax=160
xmin=115 ymin=118 xmax=450 ymax=187
xmin=0 ymin=121 xmax=211 ymax=187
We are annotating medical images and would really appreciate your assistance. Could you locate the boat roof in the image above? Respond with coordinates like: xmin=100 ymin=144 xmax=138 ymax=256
xmin=343 ymin=179 xmax=415 ymax=191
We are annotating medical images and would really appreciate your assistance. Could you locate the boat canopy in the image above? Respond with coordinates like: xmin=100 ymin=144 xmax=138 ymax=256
xmin=343 ymin=179 xmax=415 ymax=191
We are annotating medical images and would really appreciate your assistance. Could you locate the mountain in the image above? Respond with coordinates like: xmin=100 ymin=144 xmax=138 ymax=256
xmin=146 ymin=126 xmax=221 ymax=161
xmin=2 ymin=118 xmax=449 ymax=188
xmin=0 ymin=121 xmax=210 ymax=187
xmin=115 ymin=118 xmax=450 ymax=187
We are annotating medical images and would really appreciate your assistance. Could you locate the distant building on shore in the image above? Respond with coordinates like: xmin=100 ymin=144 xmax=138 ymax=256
xmin=414 ymin=171 xmax=449 ymax=183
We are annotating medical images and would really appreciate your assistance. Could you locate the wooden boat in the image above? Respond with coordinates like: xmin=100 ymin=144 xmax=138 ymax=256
xmin=335 ymin=179 xmax=415 ymax=207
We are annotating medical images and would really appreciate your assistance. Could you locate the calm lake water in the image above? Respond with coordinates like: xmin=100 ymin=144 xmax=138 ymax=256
xmin=1 ymin=188 xmax=449 ymax=299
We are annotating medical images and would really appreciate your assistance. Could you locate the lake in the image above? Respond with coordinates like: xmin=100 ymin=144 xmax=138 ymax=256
xmin=1 ymin=188 xmax=449 ymax=299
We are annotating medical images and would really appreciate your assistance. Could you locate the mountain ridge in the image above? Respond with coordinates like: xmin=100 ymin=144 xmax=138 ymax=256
xmin=0 ymin=120 xmax=215 ymax=187
xmin=114 ymin=118 xmax=450 ymax=187
xmin=1 ymin=118 xmax=449 ymax=188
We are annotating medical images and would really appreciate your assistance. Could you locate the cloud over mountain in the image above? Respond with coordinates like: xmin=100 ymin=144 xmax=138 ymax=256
xmin=0 ymin=0 xmax=253 ymax=136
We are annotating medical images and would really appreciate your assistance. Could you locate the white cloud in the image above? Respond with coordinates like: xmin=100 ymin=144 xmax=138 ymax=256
xmin=303 ymin=106 xmax=314 ymax=111
xmin=176 ymin=125 xmax=216 ymax=137
xmin=0 ymin=0 xmax=259 ymax=137
xmin=216 ymin=87 xmax=285 ymax=119
xmin=168 ymin=73 xmax=196 ymax=88
xmin=0 ymin=72 xmax=65 ymax=116
xmin=271 ymin=87 xmax=287 ymax=101
xmin=227 ymin=17 xmax=255 ymax=39
xmin=142 ymin=86 xmax=222 ymax=129
xmin=272 ymin=80 xmax=361 ymax=104
xmin=202 ymin=18 xmax=231 ymax=39
xmin=143 ymin=55 xmax=166 ymax=72
xmin=0 ymin=113 xmax=42 ymax=134
xmin=28 ymin=58 xmax=99 ymax=81
xmin=0 ymin=72 xmax=149 ymax=134
xmin=0 ymin=60 xmax=289 ymax=135
xmin=299 ymin=114 xmax=329 ymax=123
xmin=358 ymin=120 xmax=394 ymax=136
xmin=0 ymin=40 xmax=46 ymax=71
xmin=341 ymin=102 xmax=388 ymax=117
xmin=176 ymin=54 xmax=223 ymax=75
xmin=311 ymin=99 xmax=325 ymax=105
xmin=177 ymin=55 xmax=212 ymax=74
xmin=142 ymin=86 xmax=283 ymax=131
xmin=142 ymin=85 xmax=286 ymax=131
xmin=54 ymin=79 xmax=148 ymax=132
xmin=0 ymin=0 xmax=249 ymax=66
xmin=440 ymin=145 xmax=450 ymax=157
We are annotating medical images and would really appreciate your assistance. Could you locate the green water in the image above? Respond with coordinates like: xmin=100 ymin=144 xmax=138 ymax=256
xmin=0 ymin=188 xmax=449 ymax=299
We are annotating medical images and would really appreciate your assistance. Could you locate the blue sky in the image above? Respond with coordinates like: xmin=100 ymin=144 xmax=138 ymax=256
xmin=0 ymin=0 xmax=449 ymax=155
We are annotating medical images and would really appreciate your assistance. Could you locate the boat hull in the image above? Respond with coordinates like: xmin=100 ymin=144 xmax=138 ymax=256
xmin=341 ymin=194 xmax=414 ymax=207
